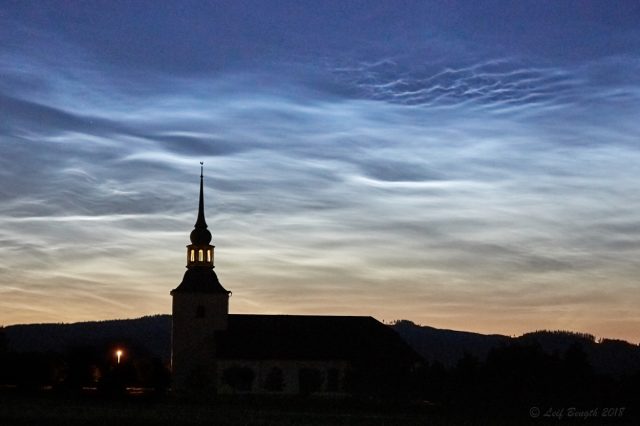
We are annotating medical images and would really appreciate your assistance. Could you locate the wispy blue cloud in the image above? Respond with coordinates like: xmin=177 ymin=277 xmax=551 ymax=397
xmin=0 ymin=1 xmax=639 ymax=341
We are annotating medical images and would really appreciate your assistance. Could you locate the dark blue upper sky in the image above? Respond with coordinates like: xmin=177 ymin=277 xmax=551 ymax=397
xmin=1 ymin=1 xmax=639 ymax=341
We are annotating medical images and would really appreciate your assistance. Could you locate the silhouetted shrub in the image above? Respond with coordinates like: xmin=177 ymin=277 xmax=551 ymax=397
xmin=222 ymin=366 xmax=255 ymax=392
xmin=299 ymin=368 xmax=323 ymax=395
xmin=263 ymin=366 xmax=284 ymax=392
xmin=326 ymin=368 xmax=339 ymax=392
xmin=0 ymin=327 xmax=6 ymax=354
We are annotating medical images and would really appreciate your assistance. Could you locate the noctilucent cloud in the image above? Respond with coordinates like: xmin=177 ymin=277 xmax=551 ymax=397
xmin=1 ymin=1 xmax=639 ymax=342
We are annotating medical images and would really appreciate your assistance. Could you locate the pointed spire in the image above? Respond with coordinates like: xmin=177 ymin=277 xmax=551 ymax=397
xmin=190 ymin=162 xmax=212 ymax=245
xmin=195 ymin=162 xmax=207 ymax=229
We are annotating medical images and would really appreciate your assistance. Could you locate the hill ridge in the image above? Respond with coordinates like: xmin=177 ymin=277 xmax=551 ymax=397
xmin=3 ymin=315 xmax=639 ymax=376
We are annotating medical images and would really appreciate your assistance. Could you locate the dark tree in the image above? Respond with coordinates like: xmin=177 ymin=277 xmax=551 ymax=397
xmin=263 ymin=366 xmax=284 ymax=392
xmin=0 ymin=326 xmax=6 ymax=354
xmin=298 ymin=368 xmax=323 ymax=395
xmin=64 ymin=346 xmax=101 ymax=389
xmin=326 ymin=368 xmax=340 ymax=392
xmin=222 ymin=366 xmax=255 ymax=392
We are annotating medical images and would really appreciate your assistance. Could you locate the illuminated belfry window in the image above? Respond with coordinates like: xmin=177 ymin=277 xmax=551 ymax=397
xmin=190 ymin=250 xmax=195 ymax=262
xmin=207 ymin=250 xmax=212 ymax=262
xmin=198 ymin=249 xmax=204 ymax=262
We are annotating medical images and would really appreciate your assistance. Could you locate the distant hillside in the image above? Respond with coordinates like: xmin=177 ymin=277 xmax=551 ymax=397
xmin=3 ymin=315 xmax=171 ymax=361
xmin=3 ymin=316 xmax=639 ymax=376
xmin=392 ymin=320 xmax=640 ymax=376
xmin=390 ymin=320 xmax=509 ymax=366
xmin=518 ymin=329 xmax=640 ymax=377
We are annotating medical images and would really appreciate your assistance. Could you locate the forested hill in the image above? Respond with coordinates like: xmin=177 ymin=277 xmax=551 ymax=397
xmin=2 ymin=316 xmax=639 ymax=376
xmin=390 ymin=320 xmax=509 ymax=366
xmin=391 ymin=320 xmax=640 ymax=377
xmin=3 ymin=315 xmax=172 ymax=361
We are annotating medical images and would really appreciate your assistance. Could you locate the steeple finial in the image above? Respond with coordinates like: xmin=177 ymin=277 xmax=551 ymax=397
xmin=195 ymin=162 xmax=207 ymax=229
xmin=190 ymin=162 xmax=212 ymax=245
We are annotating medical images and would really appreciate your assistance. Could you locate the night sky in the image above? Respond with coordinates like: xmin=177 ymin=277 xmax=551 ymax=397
xmin=1 ymin=1 xmax=639 ymax=342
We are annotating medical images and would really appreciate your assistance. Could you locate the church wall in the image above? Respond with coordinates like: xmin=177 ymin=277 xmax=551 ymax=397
xmin=216 ymin=359 xmax=348 ymax=396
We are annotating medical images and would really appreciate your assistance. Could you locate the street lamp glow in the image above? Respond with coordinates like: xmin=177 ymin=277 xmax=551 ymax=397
xmin=116 ymin=349 xmax=123 ymax=364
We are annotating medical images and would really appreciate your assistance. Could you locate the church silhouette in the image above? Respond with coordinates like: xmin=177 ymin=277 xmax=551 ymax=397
xmin=171 ymin=166 xmax=420 ymax=395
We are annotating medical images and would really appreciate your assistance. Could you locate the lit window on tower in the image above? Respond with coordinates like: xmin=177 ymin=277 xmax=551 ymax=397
xmin=198 ymin=249 xmax=204 ymax=261
xmin=190 ymin=250 xmax=195 ymax=262
xmin=207 ymin=250 xmax=211 ymax=262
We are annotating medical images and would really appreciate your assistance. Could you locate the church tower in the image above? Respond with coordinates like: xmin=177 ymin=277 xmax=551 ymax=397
xmin=171 ymin=164 xmax=230 ymax=392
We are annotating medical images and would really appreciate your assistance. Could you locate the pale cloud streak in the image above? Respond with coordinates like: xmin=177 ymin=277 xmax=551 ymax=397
xmin=1 ymin=1 xmax=639 ymax=342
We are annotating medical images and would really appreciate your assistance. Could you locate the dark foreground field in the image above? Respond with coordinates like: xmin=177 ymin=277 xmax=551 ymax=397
xmin=0 ymin=390 xmax=636 ymax=426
